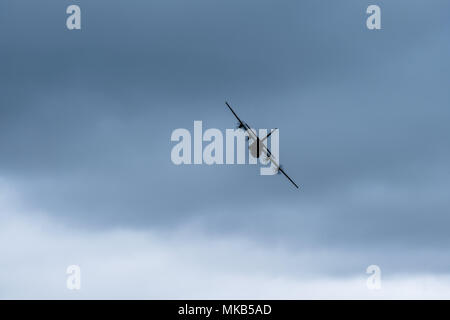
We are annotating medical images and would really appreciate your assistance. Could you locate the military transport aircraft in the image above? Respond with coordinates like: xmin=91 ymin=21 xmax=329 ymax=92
xmin=225 ymin=102 xmax=299 ymax=189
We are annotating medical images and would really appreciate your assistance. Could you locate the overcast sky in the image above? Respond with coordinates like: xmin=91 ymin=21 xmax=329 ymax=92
xmin=1 ymin=0 xmax=450 ymax=298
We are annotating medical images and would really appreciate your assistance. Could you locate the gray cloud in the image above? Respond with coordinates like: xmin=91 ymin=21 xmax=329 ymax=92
xmin=1 ymin=0 xmax=450 ymax=295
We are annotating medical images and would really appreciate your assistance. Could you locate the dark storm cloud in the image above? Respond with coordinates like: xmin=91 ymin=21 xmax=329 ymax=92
xmin=1 ymin=0 xmax=450 ymax=266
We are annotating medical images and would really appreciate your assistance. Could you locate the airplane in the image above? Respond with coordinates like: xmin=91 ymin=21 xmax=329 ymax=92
xmin=225 ymin=101 xmax=299 ymax=189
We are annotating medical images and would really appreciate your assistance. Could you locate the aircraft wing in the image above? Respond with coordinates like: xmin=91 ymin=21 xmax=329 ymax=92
xmin=261 ymin=144 xmax=299 ymax=189
xmin=225 ymin=102 xmax=259 ymax=141
xmin=277 ymin=166 xmax=299 ymax=189
xmin=225 ymin=102 xmax=245 ymax=128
